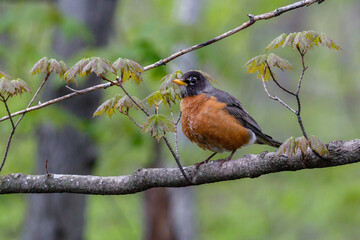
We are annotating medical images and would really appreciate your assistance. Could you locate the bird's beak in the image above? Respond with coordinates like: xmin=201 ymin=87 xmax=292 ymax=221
xmin=172 ymin=79 xmax=187 ymax=86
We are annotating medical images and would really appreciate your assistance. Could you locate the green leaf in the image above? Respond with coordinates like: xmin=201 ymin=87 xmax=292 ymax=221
xmin=93 ymin=94 xmax=123 ymax=118
xmin=145 ymin=91 xmax=166 ymax=107
xmin=309 ymin=135 xmax=329 ymax=157
xmin=160 ymin=70 xmax=183 ymax=91
xmin=113 ymin=58 xmax=143 ymax=85
xmin=93 ymin=94 xmax=144 ymax=118
xmin=30 ymin=57 xmax=50 ymax=75
xmin=266 ymin=33 xmax=287 ymax=51
xmin=160 ymin=87 xmax=181 ymax=104
xmin=81 ymin=57 xmax=116 ymax=77
xmin=266 ymin=53 xmax=293 ymax=71
xmin=142 ymin=114 xmax=175 ymax=141
xmin=48 ymin=59 xmax=67 ymax=78
xmin=319 ymin=33 xmax=341 ymax=50
xmin=245 ymin=53 xmax=292 ymax=82
xmin=269 ymin=31 xmax=341 ymax=53
xmin=115 ymin=95 xmax=143 ymax=113
xmin=0 ymin=77 xmax=31 ymax=97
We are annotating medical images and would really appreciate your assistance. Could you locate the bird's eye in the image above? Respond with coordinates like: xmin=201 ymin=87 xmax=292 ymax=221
xmin=189 ymin=77 xmax=197 ymax=85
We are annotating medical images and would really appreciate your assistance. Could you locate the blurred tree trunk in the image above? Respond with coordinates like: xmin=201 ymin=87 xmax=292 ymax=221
xmin=143 ymin=1 xmax=201 ymax=240
xmin=22 ymin=1 xmax=117 ymax=240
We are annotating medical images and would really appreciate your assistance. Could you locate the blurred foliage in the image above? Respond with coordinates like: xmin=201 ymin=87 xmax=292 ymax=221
xmin=0 ymin=0 xmax=360 ymax=240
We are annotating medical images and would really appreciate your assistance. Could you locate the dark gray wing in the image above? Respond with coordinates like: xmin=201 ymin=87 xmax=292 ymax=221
xmin=204 ymin=87 xmax=281 ymax=147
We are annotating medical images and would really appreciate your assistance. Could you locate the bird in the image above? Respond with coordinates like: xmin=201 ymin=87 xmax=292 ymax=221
xmin=172 ymin=70 xmax=282 ymax=167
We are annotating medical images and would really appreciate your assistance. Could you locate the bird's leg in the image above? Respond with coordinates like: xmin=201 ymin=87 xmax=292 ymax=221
xmin=217 ymin=150 xmax=237 ymax=167
xmin=195 ymin=152 xmax=217 ymax=169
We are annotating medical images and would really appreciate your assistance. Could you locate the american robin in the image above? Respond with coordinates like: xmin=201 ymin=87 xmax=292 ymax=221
xmin=173 ymin=70 xmax=282 ymax=167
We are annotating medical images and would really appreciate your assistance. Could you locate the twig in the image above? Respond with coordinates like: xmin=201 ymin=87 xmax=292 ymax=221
xmin=265 ymin=61 xmax=296 ymax=96
xmin=124 ymin=111 xmax=142 ymax=129
xmin=65 ymin=85 xmax=83 ymax=94
xmin=0 ymin=96 xmax=16 ymax=172
xmin=0 ymin=0 xmax=324 ymax=123
xmin=168 ymin=102 xmax=180 ymax=160
xmin=261 ymin=76 xmax=296 ymax=114
xmin=143 ymin=0 xmax=324 ymax=72
xmin=0 ymin=82 xmax=111 ymax=123
xmin=162 ymin=136 xmax=192 ymax=184
xmin=0 ymin=73 xmax=51 ymax=172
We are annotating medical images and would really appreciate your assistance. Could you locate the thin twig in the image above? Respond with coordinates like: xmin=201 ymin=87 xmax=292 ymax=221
xmin=265 ymin=61 xmax=296 ymax=96
xmin=162 ymin=136 xmax=192 ymax=184
xmin=261 ymin=76 xmax=296 ymax=114
xmin=294 ymin=49 xmax=309 ymax=139
xmin=0 ymin=82 xmax=111 ymax=123
xmin=0 ymin=96 xmax=16 ymax=172
xmin=125 ymin=111 xmax=142 ymax=129
xmin=143 ymin=0 xmax=324 ymax=72
xmin=0 ymin=73 xmax=51 ymax=172
xmin=65 ymin=85 xmax=83 ymax=94
xmin=168 ymin=102 xmax=180 ymax=160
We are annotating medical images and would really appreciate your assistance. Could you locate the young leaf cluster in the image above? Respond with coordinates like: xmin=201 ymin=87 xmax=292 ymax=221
xmin=245 ymin=31 xmax=341 ymax=81
xmin=93 ymin=94 xmax=143 ymax=118
xmin=0 ymin=71 xmax=31 ymax=98
xmin=276 ymin=136 xmax=328 ymax=158
xmin=142 ymin=114 xmax=176 ymax=141
xmin=63 ymin=57 xmax=143 ymax=85
xmin=266 ymin=30 xmax=342 ymax=54
xmin=30 ymin=57 xmax=67 ymax=78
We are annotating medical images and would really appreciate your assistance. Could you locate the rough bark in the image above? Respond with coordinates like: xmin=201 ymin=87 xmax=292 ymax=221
xmin=2 ymin=140 xmax=359 ymax=195
xmin=21 ymin=1 xmax=117 ymax=240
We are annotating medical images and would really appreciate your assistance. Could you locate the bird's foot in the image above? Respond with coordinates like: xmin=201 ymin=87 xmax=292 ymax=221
xmin=195 ymin=159 xmax=209 ymax=169
xmin=216 ymin=158 xmax=229 ymax=167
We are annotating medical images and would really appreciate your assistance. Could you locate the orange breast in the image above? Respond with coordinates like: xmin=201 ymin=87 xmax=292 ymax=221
xmin=180 ymin=94 xmax=250 ymax=152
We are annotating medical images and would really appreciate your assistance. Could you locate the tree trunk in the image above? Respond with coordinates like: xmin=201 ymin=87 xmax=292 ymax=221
xmin=22 ymin=1 xmax=117 ymax=240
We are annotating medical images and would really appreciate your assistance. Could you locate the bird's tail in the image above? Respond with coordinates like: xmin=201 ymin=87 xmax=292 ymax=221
xmin=256 ymin=133 xmax=282 ymax=148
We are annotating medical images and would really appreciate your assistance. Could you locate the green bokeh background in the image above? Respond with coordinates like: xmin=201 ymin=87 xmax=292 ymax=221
xmin=1 ymin=0 xmax=360 ymax=239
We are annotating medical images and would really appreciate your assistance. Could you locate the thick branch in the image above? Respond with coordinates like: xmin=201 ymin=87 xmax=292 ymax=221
xmin=1 ymin=139 xmax=358 ymax=195
xmin=0 ymin=0 xmax=324 ymax=123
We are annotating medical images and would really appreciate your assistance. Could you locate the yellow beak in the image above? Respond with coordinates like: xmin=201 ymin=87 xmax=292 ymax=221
xmin=172 ymin=79 xmax=187 ymax=86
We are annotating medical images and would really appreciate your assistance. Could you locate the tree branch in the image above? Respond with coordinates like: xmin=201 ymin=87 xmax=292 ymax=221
xmin=0 ymin=139 xmax=358 ymax=195
xmin=0 ymin=0 xmax=325 ymax=123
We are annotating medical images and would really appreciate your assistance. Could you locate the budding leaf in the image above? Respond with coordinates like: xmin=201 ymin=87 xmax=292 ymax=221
xmin=81 ymin=57 xmax=116 ymax=77
xmin=267 ymin=31 xmax=341 ymax=53
xmin=48 ymin=59 xmax=67 ymax=78
xmin=160 ymin=70 xmax=183 ymax=91
xmin=142 ymin=114 xmax=175 ymax=141
xmin=266 ymin=33 xmax=287 ymax=51
xmin=245 ymin=53 xmax=292 ymax=82
xmin=93 ymin=94 xmax=144 ymax=118
xmin=30 ymin=57 xmax=50 ymax=75
xmin=64 ymin=58 xmax=90 ymax=84
xmin=113 ymin=58 xmax=143 ymax=85
xmin=93 ymin=94 xmax=123 ymax=118
xmin=296 ymin=136 xmax=310 ymax=156
xmin=160 ymin=87 xmax=181 ymax=104
xmin=309 ymin=135 xmax=329 ymax=157
xmin=145 ymin=91 xmax=167 ymax=107
xmin=115 ymin=95 xmax=143 ymax=113
xmin=0 ymin=77 xmax=31 ymax=97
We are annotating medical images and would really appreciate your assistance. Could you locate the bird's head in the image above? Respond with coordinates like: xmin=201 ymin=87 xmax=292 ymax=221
xmin=172 ymin=70 xmax=211 ymax=97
